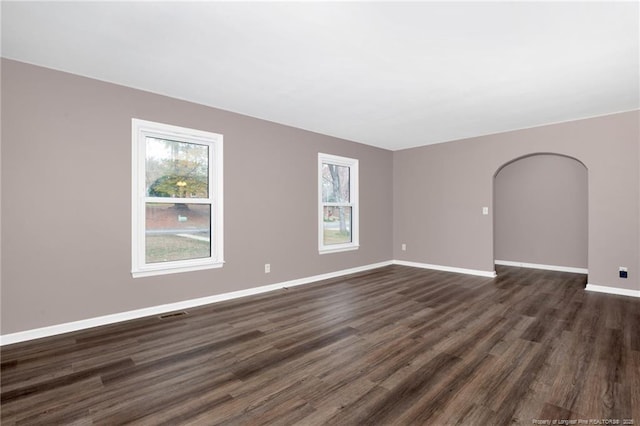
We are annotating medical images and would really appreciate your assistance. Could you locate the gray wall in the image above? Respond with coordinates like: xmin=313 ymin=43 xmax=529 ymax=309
xmin=2 ymin=59 xmax=639 ymax=335
xmin=494 ymin=154 xmax=588 ymax=268
xmin=1 ymin=60 xmax=393 ymax=334
xmin=393 ymin=111 xmax=639 ymax=291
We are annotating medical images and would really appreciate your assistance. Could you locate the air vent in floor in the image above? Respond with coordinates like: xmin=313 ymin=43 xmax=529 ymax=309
xmin=158 ymin=311 xmax=188 ymax=319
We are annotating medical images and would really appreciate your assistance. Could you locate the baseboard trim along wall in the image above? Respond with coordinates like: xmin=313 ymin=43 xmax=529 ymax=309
xmin=7 ymin=259 xmax=634 ymax=345
xmin=494 ymin=260 xmax=588 ymax=274
xmin=0 ymin=259 xmax=494 ymax=345
xmin=393 ymin=260 xmax=497 ymax=278
xmin=585 ymin=284 xmax=640 ymax=298
xmin=0 ymin=260 xmax=392 ymax=346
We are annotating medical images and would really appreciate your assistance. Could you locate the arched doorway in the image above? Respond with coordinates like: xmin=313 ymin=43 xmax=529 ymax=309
xmin=493 ymin=153 xmax=588 ymax=273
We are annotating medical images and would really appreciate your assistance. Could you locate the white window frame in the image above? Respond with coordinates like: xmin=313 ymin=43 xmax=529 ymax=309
xmin=131 ymin=119 xmax=224 ymax=277
xmin=318 ymin=153 xmax=359 ymax=254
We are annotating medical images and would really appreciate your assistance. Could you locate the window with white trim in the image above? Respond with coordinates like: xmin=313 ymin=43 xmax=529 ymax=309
xmin=318 ymin=153 xmax=359 ymax=254
xmin=132 ymin=119 xmax=223 ymax=277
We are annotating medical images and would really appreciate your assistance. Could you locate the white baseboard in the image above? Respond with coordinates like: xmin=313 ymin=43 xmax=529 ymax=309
xmin=495 ymin=260 xmax=588 ymax=274
xmin=392 ymin=260 xmax=496 ymax=278
xmin=0 ymin=260 xmax=393 ymax=346
xmin=585 ymin=284 xmax=640 ymax=298
xmin=10 ymin=258 xmax=610 ymax=346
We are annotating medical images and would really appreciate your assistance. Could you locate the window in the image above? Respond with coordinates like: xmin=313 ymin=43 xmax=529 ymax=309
xmin=132 ymin=119 xmax=223 ymax=277
xmin=318 ymin=153 xmax=359 ymax=254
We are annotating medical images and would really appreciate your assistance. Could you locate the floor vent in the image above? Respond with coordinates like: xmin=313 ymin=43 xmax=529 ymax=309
xmin=158 ymin=311 xmax=188 ymax=319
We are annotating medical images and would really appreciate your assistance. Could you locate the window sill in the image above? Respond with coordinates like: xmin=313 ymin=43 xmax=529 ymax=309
xmin=319 ymin=245 xmax=360 ymax=255
xmin=132 ymin=261 xmax=224 ymax=278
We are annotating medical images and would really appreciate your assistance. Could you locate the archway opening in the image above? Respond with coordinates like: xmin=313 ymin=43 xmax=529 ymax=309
xmin=493 ymin=153 xmax=588 ymax=274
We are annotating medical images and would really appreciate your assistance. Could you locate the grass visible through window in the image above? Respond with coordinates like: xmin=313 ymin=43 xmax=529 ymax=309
xmin=146 ymin=234 xmax=210 ymax=263
xmin=323 ymin=229 xmax=352 ymax=245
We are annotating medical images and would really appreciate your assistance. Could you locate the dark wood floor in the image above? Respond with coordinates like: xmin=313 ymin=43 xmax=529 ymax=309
xmin=2 ymin=265 xmax=639 ymax=425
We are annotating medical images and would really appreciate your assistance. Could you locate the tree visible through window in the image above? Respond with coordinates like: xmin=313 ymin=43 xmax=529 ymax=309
xmin=132 ymin=119 xmax=224 ymax=277
xmin=318 ymin=153 xmax=359 ymax=254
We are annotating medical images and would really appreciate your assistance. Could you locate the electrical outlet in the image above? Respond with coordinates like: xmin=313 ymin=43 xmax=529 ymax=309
xmin=482 ymin=207 xmax=489 ymax=215
xmin=265 ymin=263 xmax=271 ymax=274
xmin=619 ymin=266 xmax=628 ymax=279
xmin=401 ymin=243 xmax=407 ymax=251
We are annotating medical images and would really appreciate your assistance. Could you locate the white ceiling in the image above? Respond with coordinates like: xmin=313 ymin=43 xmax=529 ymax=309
xmin=2 ymin=1 xmax=638 ymax=151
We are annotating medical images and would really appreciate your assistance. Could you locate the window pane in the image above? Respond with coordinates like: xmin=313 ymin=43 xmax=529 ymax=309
xmin=146 ymin=137 xmax=209 ymax=198
xmin=323 ymin=206 xmax=352 ymax=245
xmin=322 ymin=163 xmax=350 ymax=203
xmin=145 ymin=203 xmax=211 ymax=263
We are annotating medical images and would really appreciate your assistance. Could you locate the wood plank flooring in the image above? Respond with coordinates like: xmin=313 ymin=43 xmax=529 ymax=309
xmin=2 ymin=265 xmax=639 ymax=425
